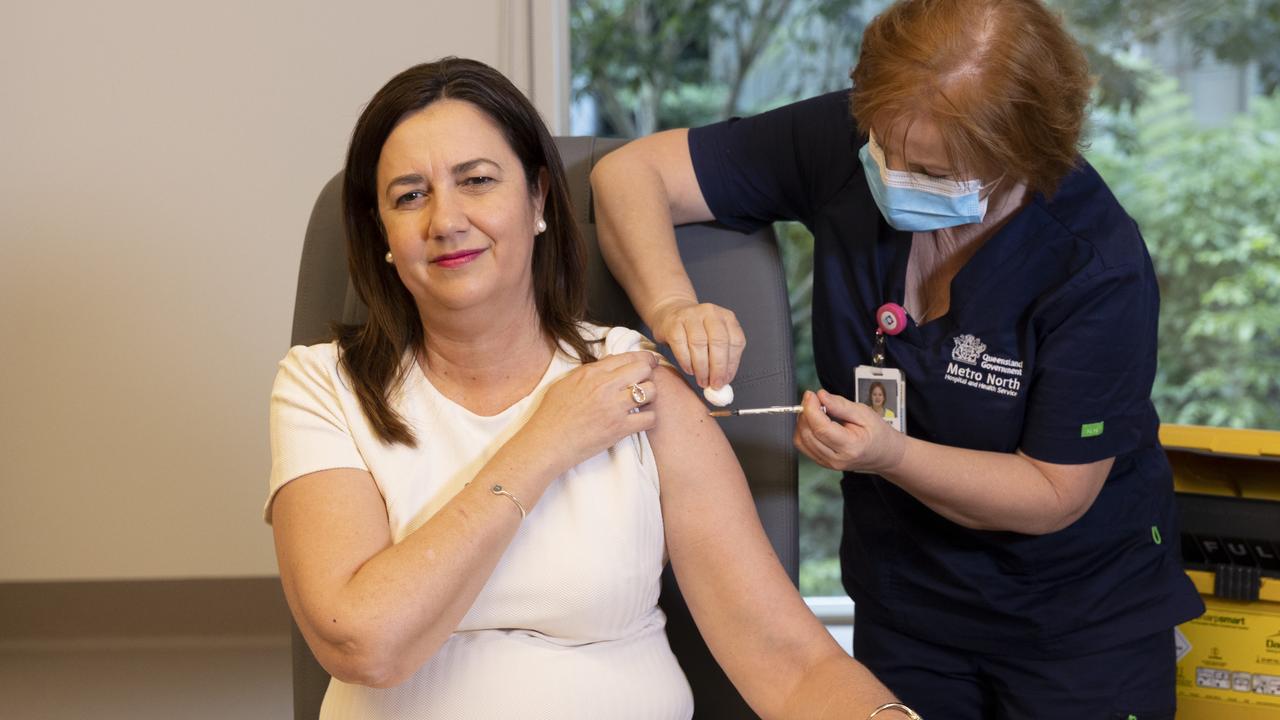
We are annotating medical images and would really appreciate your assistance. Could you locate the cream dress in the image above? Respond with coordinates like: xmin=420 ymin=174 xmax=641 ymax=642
xmin=266 ymin=324 xmax=694 ymax=719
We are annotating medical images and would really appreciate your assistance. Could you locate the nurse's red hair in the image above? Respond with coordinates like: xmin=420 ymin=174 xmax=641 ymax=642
xmin=851 ymin=0 xmax=1091 ymax=196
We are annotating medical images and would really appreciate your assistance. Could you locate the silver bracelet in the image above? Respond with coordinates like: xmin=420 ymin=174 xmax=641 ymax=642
xmin=489 ymin=484 xmax=526 ymax=519
xmin=868 ymin=702 xmax=923 ymax=720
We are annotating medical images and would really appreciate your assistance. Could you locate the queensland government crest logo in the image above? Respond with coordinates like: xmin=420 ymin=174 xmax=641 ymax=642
xmin=951 ymin=334 xmax=986 ymax=365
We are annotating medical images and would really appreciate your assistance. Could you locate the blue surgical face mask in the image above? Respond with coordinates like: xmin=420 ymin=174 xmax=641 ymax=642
xmin=858 ymin=132 xmax=988 ymax=232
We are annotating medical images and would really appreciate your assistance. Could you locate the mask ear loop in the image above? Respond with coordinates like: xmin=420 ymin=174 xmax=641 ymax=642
xmin=866 ymin=131 xmax=891 ymax=181
xmin=978 ymin=173 xmax=1007 ymax=200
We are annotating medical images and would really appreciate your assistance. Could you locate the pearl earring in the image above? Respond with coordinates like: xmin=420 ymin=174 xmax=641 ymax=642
xmin=535 ymin=218 xmax=547 ymax=234
xmin=385 ymin=251 xmax=394 ymax=264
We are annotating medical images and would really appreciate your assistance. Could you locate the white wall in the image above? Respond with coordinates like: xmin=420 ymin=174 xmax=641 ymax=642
xmin=0 ymin=0 xmax=567 ymax=581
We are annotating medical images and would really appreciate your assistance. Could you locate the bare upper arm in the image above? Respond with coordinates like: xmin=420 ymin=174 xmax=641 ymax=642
xmin=271 ymin=468 xmax=392 ymax=640
xmin=646 ymin=367 xmax=837 ymax=715
xmin=646 ymin=366 xmax=760 ymax=553
xmin=1018 ymin=451 xmax=1114 ymax=529
xmin=592 ymin=128 xmax=715 ymax=226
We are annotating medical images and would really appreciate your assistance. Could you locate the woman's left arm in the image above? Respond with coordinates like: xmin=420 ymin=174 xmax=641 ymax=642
xmin=795 ymin=389 xmax=1113 ymax=535
xmin=648 ymin=368 xmax=898 ymax=720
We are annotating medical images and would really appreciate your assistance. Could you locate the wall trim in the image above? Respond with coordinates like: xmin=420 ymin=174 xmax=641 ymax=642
xmin=498 ymin=0 xmax=570 ymax=134
xmin=0 ymin=577 xmax=291 ymax=643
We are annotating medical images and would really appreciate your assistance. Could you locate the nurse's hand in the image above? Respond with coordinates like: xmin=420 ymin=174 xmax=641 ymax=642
xmin=794 ymin=389 xmax=906 ymax=474
xmin=650 ymin=298 xmax=745 ymax=390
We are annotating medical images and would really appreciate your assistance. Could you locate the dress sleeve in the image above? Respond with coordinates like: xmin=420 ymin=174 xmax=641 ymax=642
xmin=603 ymin=325 xmax=659 ymax=356
xmin=264 ymin=345 xmax=368 ymax=522
xmin=1019 ymin=263 xmax=1159 ymax=464
xmin=688 ymin=90 xmax=860 ymax=233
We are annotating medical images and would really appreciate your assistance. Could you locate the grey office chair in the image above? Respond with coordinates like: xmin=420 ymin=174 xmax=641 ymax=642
xmin=287 ymin=137 xmax=798 ymax=719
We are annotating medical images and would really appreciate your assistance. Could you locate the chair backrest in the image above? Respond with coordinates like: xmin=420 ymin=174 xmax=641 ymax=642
xmin=287 ymin=136 xmax=798 ymax=719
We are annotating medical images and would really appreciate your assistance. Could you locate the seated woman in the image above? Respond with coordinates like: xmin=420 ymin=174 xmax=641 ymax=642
xmin=265 ymin=58 xmax=908 ymax=719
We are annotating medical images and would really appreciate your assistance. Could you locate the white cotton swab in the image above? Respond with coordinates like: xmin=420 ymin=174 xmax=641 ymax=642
xmin=702 ymin=384 xmax=735 ymax=407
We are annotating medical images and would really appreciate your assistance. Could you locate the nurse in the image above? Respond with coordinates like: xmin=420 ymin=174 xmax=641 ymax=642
xmin=590 ymin=0 xmax=1204 ymax=717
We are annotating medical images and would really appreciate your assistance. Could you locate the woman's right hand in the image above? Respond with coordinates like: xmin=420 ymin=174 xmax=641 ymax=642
xmin=523 ymin=350 xmax=660 ymax=469
xmin=650 ymin=298 xmax=746 ymax=390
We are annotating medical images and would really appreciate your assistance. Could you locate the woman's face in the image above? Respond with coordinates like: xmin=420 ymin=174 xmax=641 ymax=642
xmin=872 ymin=115 xmax=1006 ymax=206
xmin=870 ymin=385 xmax=886 ymax=406
xmin=874 ymin=115 xmax=959 ymax=181
xmin=375 ymin=99 xmax=546 ymax=318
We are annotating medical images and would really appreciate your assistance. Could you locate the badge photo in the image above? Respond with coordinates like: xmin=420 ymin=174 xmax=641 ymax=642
xmin=854 ymin=365 xmax=905 ymax=433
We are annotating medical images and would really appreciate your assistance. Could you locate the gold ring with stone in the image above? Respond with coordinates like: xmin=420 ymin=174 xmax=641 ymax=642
xmin=629 ymin=383 xmax=647 ymax=405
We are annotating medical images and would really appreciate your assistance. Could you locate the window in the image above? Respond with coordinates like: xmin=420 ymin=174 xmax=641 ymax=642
xmin=570 ymin=0 xmax=1280 ymax=596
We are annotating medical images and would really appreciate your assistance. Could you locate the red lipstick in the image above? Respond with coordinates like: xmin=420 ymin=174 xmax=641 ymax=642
xmin=431 ymin=248 xmax=486 ymax=268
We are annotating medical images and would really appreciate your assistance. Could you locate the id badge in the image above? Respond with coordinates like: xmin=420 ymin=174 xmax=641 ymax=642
xmin=854 ymin=365 xmax=905 ymax=433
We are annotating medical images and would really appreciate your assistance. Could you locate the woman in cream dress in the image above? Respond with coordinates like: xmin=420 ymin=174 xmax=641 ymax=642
xmin=266 ymin=58 xmax=907 ymax=720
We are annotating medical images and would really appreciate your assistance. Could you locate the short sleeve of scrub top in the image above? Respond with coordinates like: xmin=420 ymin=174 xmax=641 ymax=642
xmin=689 ymin=91 xmax=859 ymax=232
xmin=1019 ymin=260 xmax=1159 ymax=465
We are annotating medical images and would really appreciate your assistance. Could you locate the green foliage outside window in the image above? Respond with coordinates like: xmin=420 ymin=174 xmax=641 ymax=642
xmin=1088 ymin=79 xmax=1280 ymax=429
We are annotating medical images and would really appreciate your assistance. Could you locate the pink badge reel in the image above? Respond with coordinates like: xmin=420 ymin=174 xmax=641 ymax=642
xmin=876 ymin=302 xmax=907 ymax=336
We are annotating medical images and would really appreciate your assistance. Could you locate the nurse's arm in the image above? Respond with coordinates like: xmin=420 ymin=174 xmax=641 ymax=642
xmin=799 ymin=390 xmax=1112 ymax=535
xmin=591 ymin=130 xmax=745 ymax=389
xmin=649 ymin=367 xmax=898 ymax=719
xmin=884 ymin=438 xmax=1113 ymax=535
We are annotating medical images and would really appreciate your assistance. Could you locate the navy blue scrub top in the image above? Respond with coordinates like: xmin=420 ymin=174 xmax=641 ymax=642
xmin=689 ymin=90 xmax=1203 ymax=658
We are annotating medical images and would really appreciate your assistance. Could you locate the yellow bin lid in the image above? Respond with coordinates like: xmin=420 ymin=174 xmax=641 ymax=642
xmin=1161 ymin=423 xmax=1280 ymax=458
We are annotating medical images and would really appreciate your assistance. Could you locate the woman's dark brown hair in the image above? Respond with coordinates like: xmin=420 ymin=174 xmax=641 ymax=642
xmin=338 ymin=57 xmax=593 ymax=446
xmin=851 ymin=0 xmax=1092 ymax=197
xmin=866 ymin=381 xmax=887 ymax=408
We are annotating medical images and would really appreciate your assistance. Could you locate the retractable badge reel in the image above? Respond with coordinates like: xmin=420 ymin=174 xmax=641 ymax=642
xmin=854 ymin=303 xmax=906 ymax=432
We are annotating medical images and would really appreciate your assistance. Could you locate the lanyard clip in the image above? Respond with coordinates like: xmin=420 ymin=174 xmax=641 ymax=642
xmin=872 ymin=303 xmax=906 ymax=368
